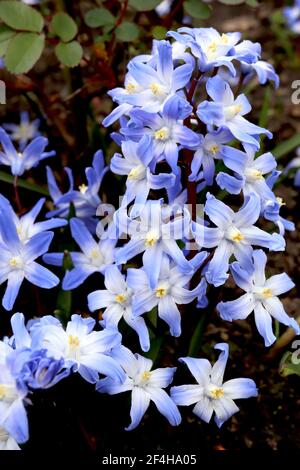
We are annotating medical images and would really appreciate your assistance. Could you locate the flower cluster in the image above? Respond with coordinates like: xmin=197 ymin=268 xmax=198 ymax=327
xmin=0 ymin=26 xmax=298 ymax=449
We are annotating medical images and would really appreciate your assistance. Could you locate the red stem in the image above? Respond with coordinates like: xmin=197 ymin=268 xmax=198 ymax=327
xmin=13 ymin=176 xmax=22 ymax=213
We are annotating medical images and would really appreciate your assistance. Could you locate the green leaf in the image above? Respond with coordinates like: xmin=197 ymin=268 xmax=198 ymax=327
xmin=0 ymin=1 xmax=44 ymax=33
xmin=152 ymin=25 xmax=167 ymax=40
xmin=84 ymin=8 xmax=115 ymax=28
xmin=188 ymin=313 xmax=207 ymax=357
xmin=115 ymin=21 xmax=140 ymax=42
xmin=51 ymin=12 xmax=78 ymax=42
xmin=0 ymin=171 xmax=49 ymax=195
xmin=0 ymin=24 xmax=15 ymax=56
xmin=144 ymin=337 xmax=163 ymax=364
xmin=55 ymin=289 xmax=72 ymax=327
xmin=55 ymin=40 xmax=83 ymax=68
xmin=183 ymin=0 xmax=211 ymax=19
xmin=5 ymin=32 xmax=45 ymax=74
xmin=272 ymin=133 xmax=300 ymax=160
xmin=128 ymin=0 xmax=162 ymax=11
xmin=246 ymin=0 xmax=258 ymax=6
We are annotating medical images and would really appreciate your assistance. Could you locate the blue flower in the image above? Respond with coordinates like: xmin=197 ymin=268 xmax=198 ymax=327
xmin=30 ymin=314 xmax=125 ymax=384
xmin=285 ymin=148 xmax=300 ymax=187
xmin=192 ymin=193 xmax=285 ymax=287
xmin=216 ymin=144 xmax=277 ymax=200
xmin=46 ymin=150 xmax=108 ymax=232
xmin=0 ymin=344 xmax=28 ymax=444
xmin=0 ymin=212 xmax=59 ymax=311
xmin=121 ymin=95 xmax=200 ymax=173
xmin=168 ymin=28 xmax=259 ymax=76
xmin=3 ymin=112 xmax=40 ymax=151
xmin=189 ymin=129 xmax=246 ymax=185
xmin=127 ymin=254 xmax=208 ymax=338
xmin=103 ymin=40 xmax=193 ymax=126
xmin=284 ymin=0 xmax=300 ymax=34
xmin=114 ymin=200 xmax=192 ymax=289
xmin=217 ymin=250 xmax=299 ymax=346
xmin=111 ymin=135 xmax=175 ymax=215
xmin=97 ymin=345 xmax=181 ymax=431
xmin=43 ymin=217 xmax=116 ymax=290
xmin=0 ymin=195 xmax=67 ymax=243
xmin=241 ymin=60 xmax=279 ymax=88
xmin=171 ymin=343 xmax=258 ymax=428
xmin=0 ymin=127 xmax=55 ymax=176
xmin=197 ymin=76 xmax=272 ymax=149
xmin=88 ymin=265 xmax=150 ymax=352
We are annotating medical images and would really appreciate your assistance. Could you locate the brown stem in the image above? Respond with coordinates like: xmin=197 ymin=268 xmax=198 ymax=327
xmin=13 ymin=176 xmax=22 ymax=213
xmin=108 ymin=0 xmax=129 ymax=59
xmin=162 ymin=0 xmax=185 ymax=29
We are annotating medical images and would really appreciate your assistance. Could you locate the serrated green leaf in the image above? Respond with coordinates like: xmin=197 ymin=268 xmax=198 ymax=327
xmin=152 ymin=25 xmax=167 ymax=40
xmin=116 ymin=21 xmax=139 ymax=41
xmin=0 ymin=24 xmax=15 ymax=55
xmin=55 ymin=40 xmax=83 ymax=68
xmin=84 ymin=8 xmax=115 ymax=28
xmin=129 ymin=0 xmax=162 ymax=11
xmin=0 ymin=1 xmax=44 ymax=33
xmin=184 ymin=0 xmax=211 ymax=19
xmin=5 ymin=32 xmax=44 ymax=74
xmin=0 ymin=171 xmax=49 ymax=195
xmin=51 ymin=12 xmax=78 ymax=42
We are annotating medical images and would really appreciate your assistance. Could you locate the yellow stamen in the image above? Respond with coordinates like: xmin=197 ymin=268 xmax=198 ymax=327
xmin=150 ymin=83 xmax=161 ymax=95
xmin=227 ymin=227 xmax=244 ymax=243
xmin=276 ymin=197 xmax=286 ymax=207
xmin=79 ymin=184 xmax=88 ymax=194
xmin=209 ymin=144 xmax=220 ymax=155
xmin=0 ymin=384 xmax=7 ymax=400
xmin=9 ymin=256 xmax=23 ymax=268
xmin=155 ymin=287 xmax=168 ymax=298
xmin=262 ymin=288 xmax=273 ymax=299
xmin=145 ymin=231 xmax=159 ymax=247
xmin=115 ymin=294 xmax=126 ymax=303
xmin=220 ymin=33 xmax=229 ymax=45
xmin=126 ymin=83 xmax=136 ymax=93
xmin=128 ymin=165 xmax=145 ymax=180
xmin=224 ymin=104 xmax=242 ymax=120
xmin=68 ymin=335 xmax=80 ymax=348
xmin=154 ymin=127 xmax=169 ymax=141
xmin=141 ymin=371 xmax=151 ymax=381
xmin=209 ymin=387 xmax=224 ymax=399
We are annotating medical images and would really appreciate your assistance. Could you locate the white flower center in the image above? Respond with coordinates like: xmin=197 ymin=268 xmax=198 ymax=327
xmin=128 ymin=164 xmax=146 ymax=181
xmin=0 ymin=384 xmax=17 ymax=402
xmin=134 ymin=371 xmax=152 ymax=388
xmin=150 ymin=82 xmax=163 ymax=96
xmin=226 ymin=226 xmax=244 ymax=243
xmin=67 ymin=335 xmax=81 ymax=360
xmin=224 ymin=104 xmax=242 ymax=121
xmin=125 ymin=83 xmax=137 ymax=94
xmin=154 ymin=127 xmax=170 ymax=141
xmin=9 ymin=256 xmax=24 ymax=269
xmin=155 ymin=284 xmax=169 ymax=298
xmin=78 ymin=184 xmax=88 ymax=194
xmin=207 ymin=383 xmax=224 ymax=399
xmin=144 ymin=230 xmax=160 ymax=247
xmin=253 ymin=286 xmax=273 ymax=301
xmin=89 ymin=248 xmax=104 ymax=266
xmin=207 ymin=143 xmax=220 ymax=155
xmin=245 ymin=168 xmax=263 ymax=182
xmin=16 ymin=123 xmax=35 ymax=140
